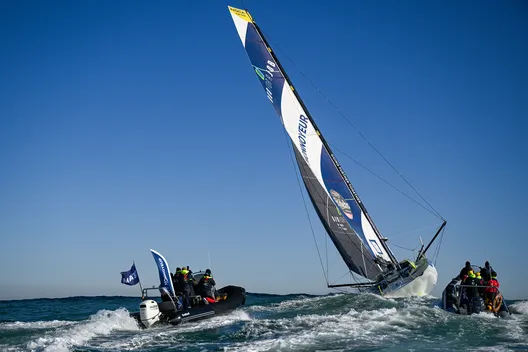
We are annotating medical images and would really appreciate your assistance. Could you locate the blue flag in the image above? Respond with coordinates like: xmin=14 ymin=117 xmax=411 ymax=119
xmin=150 ymin=249 xmax=175 ymax=296
xmin=120 ymin=263 xmax=140 ymax=286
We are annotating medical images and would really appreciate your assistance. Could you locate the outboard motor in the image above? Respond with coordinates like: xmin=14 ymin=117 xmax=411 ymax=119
xmin=139 ymin=299 xmax=160 ymax=328
xmin=471 ymin=296 xmax=485 ymax=314
xmin=442 ymin=279 xmax=459 ymax=313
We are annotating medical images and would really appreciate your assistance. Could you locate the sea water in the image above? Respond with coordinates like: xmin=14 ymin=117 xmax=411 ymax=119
xmin=1 ymin=293 xmax=527 ymax=351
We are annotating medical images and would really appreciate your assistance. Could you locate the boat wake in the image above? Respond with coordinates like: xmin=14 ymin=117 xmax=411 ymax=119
xmin=24 ymin=308 xmax=138 ymax=352
xmin=508 ymin=300 xmax=528 ymax=315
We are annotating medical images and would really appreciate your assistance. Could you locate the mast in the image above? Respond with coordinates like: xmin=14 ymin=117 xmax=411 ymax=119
xmin=417 ymin=220 xmax=446 ymax=260
xmin=249 ymin=18 xmax=399 ymax=265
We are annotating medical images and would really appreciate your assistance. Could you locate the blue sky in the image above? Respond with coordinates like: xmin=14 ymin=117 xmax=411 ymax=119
xmin=1 ymin=0 xmax=526 ymax=300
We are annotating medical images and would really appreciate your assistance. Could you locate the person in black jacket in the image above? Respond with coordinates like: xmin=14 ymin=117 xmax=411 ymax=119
xmin=457 ymin=261 xmax=472 ymax=280
xmin=464 ymin=271 xmax=479 ymax=299
xmin=173 ymin=267 xmax=182 ymax=293
xmin=475 ymin=271 xmax=486 ymax=297
xmin=180 ymin=267 xmax=195 ymax=309
xmin=481 ymin=261 xmax=493 ymax=282
xmin=197 ymin=269 xmax=217 ymax=301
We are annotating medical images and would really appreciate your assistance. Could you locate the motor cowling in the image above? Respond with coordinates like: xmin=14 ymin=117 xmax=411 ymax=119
xmin=442 ymin=280 xmax=459 ymax=312
xmin=139 ymin=299 xmax=160 ymax=328
xmin=471 ymin=297 xmax=485 ymax=314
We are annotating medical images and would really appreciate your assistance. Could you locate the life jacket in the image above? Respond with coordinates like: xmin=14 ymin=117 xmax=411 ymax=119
xmin=181 ymin=269 xmax=192 ymax=284
xmin=200 ymin=275 xmax=215 ymax=296
xmin=464 ymin=274 xmax=476 ymax=285
xmin=485 ymin=278 xmax=499 ymax=293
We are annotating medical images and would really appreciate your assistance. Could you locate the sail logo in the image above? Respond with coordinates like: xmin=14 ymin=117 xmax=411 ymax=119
xmin=298 ymin=115 xmax=310 ymax=165
xmin=254 ymin=67 xmax=266 ymax=80
xmin=330 ymin=189 xmax=353 ymax=219
xmin=157 ymin=258 xmax=169 ymax=286
xmin=253 ymin=60 xmax=276 ymax=103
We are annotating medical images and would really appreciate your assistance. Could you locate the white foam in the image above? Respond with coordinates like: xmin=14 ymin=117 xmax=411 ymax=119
xmin=178 ymin=309 xmax=252 ymax=332
xmin=382 ymin=265 xmax=438 ymax=298
xmin=0 ymin=320 xmax=74 ymax=330
xmin=233 ymin=297 xmax=528 ymax=352
xmin=226 ymin=306 xmax=428 ymax=351
xmin=508 ymin=300 xmax=528 ymax=315
xmin=91 ymin=309 xmax=253 ymax=351
xmin=26 ymin=308 xmax=139 ymax=352
xmin=247 ymin=294 xmax=345 ymax=312
xmin=0 ymin=345 xmax=25 ymax=352
xmin=469 ymin=347 xmax=518 ymax=352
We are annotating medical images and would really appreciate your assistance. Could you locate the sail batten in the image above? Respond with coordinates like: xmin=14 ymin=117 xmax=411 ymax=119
xmin=229 ymin=6 xmax=396 ymax=280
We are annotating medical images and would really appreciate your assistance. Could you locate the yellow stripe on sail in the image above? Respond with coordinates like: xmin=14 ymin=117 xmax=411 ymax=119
xmin=228 ymin=6 xmax=253 ymax=22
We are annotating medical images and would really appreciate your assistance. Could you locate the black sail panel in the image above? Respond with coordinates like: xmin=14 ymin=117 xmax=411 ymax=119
xmin=293 ymin=147 xmax=382 ymax=280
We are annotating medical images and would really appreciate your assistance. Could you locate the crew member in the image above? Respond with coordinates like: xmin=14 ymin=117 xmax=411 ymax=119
xmin=173 ymin=267 xmax=182 ymax=294
xmin=181 ymin=266 xmax=195 ymax=309
xmin=481 ymin=261 xmax=493 ymax=282
xmin=197 ymin=269 xmax=217 ymax=303
xmin=457 ymin=261 xmax=472 ymax=280
xmin=484 ymin=271 xmax=500 ymax=309
xmin=464 ymin=270 xmax=479 ymax=299
xmin=475 ymin=271 xmax=485 ymax=297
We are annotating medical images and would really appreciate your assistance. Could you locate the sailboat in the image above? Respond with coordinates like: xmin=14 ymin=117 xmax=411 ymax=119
xmin=228 ymin=6 xmax=446 ymax=298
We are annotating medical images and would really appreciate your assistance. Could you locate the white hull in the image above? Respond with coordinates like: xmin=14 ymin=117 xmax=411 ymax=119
xmin=383 ymin=264 xmax=438 ymax=298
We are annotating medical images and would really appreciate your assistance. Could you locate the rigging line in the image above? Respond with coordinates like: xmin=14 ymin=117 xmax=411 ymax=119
xmin=432 ymin=228 xmax=446 ymax=265
xmin=292 ymin=140 xmax=385 ymax=278
xmin=432 ymin=229 xmax=445 ymax=265
xmin=282 ymin=127 xmax=329 ymax=285
xmin=296 ymin=153 xmax=381 ymax=277
xmin=384 ymin=223 xmax=441 ymax=241
xmin=264 ymin=37 xmax=443 ymax=219
xmin=329 ymin=270 xmax=358 ymax=286
xmin=330 ymin=144 xmax=442 ymax=219
xmin=325 ymin=196 xmax=329 ymax=280
xmin=390 ymin=243 xmax=420 ymax=252
xmin=350 ymin=270 xmax=367 ymax=285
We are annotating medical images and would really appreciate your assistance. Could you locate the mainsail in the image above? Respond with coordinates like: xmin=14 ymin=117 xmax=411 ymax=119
xmin=228 ymin=6 xmax=399 ymax=281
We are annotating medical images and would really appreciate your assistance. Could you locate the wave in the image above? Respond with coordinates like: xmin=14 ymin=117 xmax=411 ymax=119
xmin=25 ymin=308 xmax=138 ymax=352
xmin=507 ymin=300 xmax=528 ymax=315
xmin=0 ymin=320 xmax=75 ymax=330
xmin=1 ymin=294 xmax=528 ymax=351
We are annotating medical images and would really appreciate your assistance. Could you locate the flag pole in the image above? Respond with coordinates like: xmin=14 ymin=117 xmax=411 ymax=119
xmin=134 ymin=261 xmax=144 ymax=297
